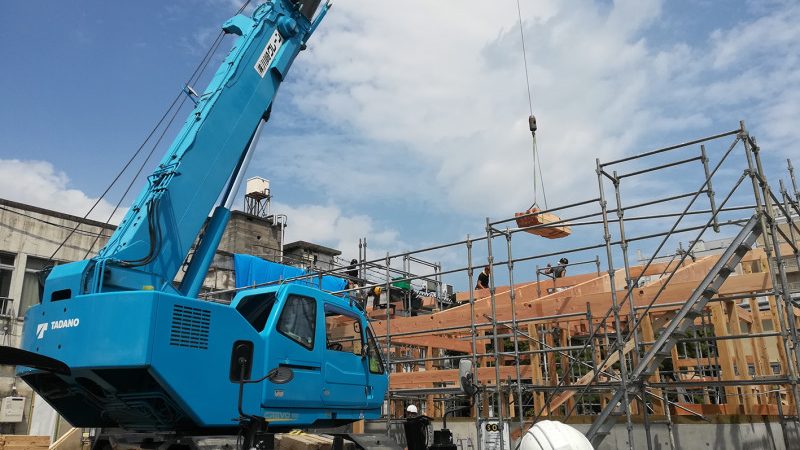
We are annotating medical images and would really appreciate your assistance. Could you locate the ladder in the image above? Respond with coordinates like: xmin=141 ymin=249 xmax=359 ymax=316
xmin=586 ymin=214 xmax=762 ymax=447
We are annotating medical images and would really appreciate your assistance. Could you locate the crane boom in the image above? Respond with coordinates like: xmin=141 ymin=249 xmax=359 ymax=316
xmin=43 ymin=0 xmax=330 ymax=301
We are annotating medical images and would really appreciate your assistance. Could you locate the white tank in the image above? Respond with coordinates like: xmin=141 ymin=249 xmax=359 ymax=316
xmin=518 ymin=421 xmax=594 ymax=450
xmin=246 ymin=176 xmax=270 ymax=197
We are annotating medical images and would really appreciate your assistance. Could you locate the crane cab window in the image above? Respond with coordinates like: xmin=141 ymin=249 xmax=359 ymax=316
xmin=277 ymin=295 xmax=316 ymax=350
xmin=235 ymin=292 xmax=277 ymax=332
xmin=366 ymin=328 xmax=385 ymax=374
xmin=325 ymin=307 xmax=363 ymax=355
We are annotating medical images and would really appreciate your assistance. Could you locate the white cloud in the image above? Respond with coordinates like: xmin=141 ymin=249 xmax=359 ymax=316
xmin=271 ymin=0 xmax=799 ymax=223
xmin=0 ymin=159 xmax=125 ymax=224
xmin=273 ymin=201 xmax=402 ymax=260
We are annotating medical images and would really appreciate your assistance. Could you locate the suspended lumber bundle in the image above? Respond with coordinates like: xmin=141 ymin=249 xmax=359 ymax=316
xmin=515 ymin=208 xmax=571 ymax=239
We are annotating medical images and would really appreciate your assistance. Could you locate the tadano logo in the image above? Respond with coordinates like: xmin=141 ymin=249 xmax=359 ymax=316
xmin=36 ymin=318 xmax=80 ymax=339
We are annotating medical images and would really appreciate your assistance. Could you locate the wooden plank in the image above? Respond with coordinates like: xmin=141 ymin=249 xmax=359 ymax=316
xmin=0 ymin=435 xmax=50 ymax=449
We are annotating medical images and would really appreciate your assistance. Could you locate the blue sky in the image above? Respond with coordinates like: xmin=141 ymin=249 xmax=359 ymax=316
xmin=1 ymin=0 xmax=798 ymax=288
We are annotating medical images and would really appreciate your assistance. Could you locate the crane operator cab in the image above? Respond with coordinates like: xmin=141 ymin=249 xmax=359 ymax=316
xmin=231 ymin=284 xmax=388 ymax=427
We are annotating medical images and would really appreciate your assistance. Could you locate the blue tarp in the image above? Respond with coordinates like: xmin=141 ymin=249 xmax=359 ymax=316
xmin=233 ymin=254 xmax=348 ymax=293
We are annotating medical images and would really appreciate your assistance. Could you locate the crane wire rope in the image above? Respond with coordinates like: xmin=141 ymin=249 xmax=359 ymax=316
xmin=515 ymin=0 xmax=548 ymax=210
xmin=51 ymin=1 xmax=250 ymax=262
xmin=80 ymin=29 xmax=231 ymax=259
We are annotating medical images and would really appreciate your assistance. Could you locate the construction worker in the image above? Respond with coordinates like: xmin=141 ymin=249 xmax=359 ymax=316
xmin=366 ymin=286 xmax=383 ymax=309
xmin=403 ymin=404 xmax=429 ymax=450
xmin=346 ymin=258 xmax=359 ymax=283
xmin=475 ymin=265 xmax=491 ymax=290
xmin=553 ymin=257 xmax=568 ymax=278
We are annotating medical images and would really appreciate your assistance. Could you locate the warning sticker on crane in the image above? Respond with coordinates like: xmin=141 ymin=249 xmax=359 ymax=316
xmin=255 ymin=29 xmax=284 ymax=77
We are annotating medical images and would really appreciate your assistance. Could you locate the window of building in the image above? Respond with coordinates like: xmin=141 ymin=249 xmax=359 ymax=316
xmin=0 ymin=253 xmax=14 ymax=300
xmin=771 ymin=363 xmax=781 ymax=375
xmin=236 ymin=292 xmax=277 ymax=332
xmin=20 ymin=256 xmax=50 ymax=315
xmin=277 ymin=295 xmax=316 ymax=350
xmin=324 ymin=308 xmax=362 ymax=355
xmin=366 ymin=328 xmax=385 ymax=374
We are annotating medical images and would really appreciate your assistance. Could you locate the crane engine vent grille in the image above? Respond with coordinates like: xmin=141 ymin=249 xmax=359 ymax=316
xmin=170 ymin=304 xmax=211 ymax=350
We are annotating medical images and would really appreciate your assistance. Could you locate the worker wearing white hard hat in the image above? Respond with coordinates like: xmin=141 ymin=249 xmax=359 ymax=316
xmin=405 ymin=404 xmax=419 ymax=418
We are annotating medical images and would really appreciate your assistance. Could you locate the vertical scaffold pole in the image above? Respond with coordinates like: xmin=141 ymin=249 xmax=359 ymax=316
xmin=612 ymin=169 xmax=652 ymax=450
xmin=466 ymin=235 xmax=483 ymax=450
xmin=505 ymin=228 xmax=526 ymax=427
xmin=596 ymin=159 xmax=635 ymax=450
xmin=384 ymin=252 xmax=393 ymax=436
xmin=486 ymin=218 xmax=505 ymax=450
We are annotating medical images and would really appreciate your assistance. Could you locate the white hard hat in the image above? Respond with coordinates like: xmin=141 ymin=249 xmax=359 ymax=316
xmin=519 ymin=421 xmax=593 ymax=450
xmin=406 ymin=405 xmax=418 ymax=414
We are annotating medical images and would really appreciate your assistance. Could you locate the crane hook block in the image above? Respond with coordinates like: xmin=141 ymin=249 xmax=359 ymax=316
xmin=529 ymin=115 xmax=537 ymax=133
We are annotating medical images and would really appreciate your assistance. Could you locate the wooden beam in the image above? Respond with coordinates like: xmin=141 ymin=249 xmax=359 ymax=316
xmin=710 ymin=303 xmax=741 ymax=409
xmin=373 ymin=268 xmax=772 ymax=336
xmin=390 ymin=365 xmax=532 ymax=389
xmin=385 ymin=335 xmax=473 ymax=353
xmin=641 ymin=313 xmax=665 ymax=414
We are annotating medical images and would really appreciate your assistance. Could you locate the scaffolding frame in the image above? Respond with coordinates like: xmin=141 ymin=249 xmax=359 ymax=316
xmin=202 ymin=122 xmax=800 ymax=449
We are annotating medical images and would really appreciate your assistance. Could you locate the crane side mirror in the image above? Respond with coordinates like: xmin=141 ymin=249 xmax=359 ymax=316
xmin=229 ymin=341 xmax=253 ymax=382
xmin=459 ymin=359 xmax=477 ymax=397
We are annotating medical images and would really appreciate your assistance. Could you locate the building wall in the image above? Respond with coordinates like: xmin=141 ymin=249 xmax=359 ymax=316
xmin=284 ymin=248 xmax=338 ymax=271
xmin=219 ymin=211 xmax=283 ymax=261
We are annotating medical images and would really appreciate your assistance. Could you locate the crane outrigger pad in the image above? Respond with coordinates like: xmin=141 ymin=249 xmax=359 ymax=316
xmin=515 ymin=208 xmax=572 ymax=239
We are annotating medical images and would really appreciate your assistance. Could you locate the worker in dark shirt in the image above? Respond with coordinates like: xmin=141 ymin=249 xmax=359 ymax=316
xmin=346 ymin=258 xmax=359 ymax=284
xmin=475 ymin=265 xmax=491 ymax=290
xmin=552 ymin=257 xmax=568 ymax=278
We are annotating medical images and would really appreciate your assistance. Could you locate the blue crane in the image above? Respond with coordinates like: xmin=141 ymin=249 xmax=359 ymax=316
xmin=0 ymin=1 xmax=389 ymax=446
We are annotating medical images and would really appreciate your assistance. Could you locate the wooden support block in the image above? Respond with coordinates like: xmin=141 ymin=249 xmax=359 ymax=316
xmin=276 ymin=433 xmax=333 ymax=450
xmin=0 ymin=435 xmax=50 ymax=450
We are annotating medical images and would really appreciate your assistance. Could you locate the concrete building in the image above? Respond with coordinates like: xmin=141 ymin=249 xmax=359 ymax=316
xmin=283 ymin=240 xmax=342 ymax=271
